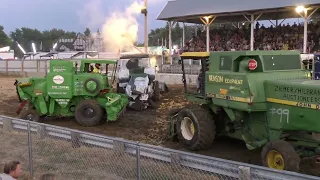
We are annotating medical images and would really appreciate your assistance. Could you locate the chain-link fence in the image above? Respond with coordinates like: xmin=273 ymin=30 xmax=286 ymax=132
xmin=0 ymin=59 xmax=201 ymax=76
xmin=159 ymin=64 xmax=201 ymax=74
xmin=0 ymin=115 xmax=319 ymax=180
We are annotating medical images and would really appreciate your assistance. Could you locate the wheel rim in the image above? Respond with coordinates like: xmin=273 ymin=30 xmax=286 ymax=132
xmin=87 ymin=81 xmax=97 ymax=91
xmin=181 ymin=117 xmax=195 ymax=140
xmin=83 ymin=107 xmax=95 ymax=118
xmin=266 ymin=150 xmax=285 ymax=170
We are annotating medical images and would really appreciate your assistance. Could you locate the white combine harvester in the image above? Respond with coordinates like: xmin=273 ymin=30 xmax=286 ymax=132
xmin=115 ymin=47 xmax=168 ymax=111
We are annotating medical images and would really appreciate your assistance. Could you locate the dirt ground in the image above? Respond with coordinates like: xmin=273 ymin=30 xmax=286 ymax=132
xmin=0 ymin=77 xmax=319 ymax=177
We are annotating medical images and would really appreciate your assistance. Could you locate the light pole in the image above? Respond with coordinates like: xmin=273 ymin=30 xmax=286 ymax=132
xmin=295 ymin=5 xmax=319 ymax=53
xmin=141 ymin=0 xmax=148 ymax=53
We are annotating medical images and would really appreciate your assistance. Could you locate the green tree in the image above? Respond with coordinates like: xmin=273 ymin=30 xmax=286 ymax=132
xmin=148 ymin=23 xmax=196 ymax=48
xmin=9 ymin=27 xmax=77 ymax=58
xmin=0 ymin=25 xmax=10 ymax=48
xmin=84 ymin=28 xmax=91 ymax=36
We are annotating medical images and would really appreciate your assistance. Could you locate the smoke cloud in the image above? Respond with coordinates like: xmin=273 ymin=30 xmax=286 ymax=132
xmin=102 ymin=1 xmax=144 ymax=53
xmin=79 ymin=0 xmax=169 ymax=53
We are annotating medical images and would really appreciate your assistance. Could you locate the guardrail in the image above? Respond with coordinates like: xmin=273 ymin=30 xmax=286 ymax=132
xmin=0 ymin=115 xmax=318 ymax=180
xmin=0 ymin=59 xmax=199 ymax=75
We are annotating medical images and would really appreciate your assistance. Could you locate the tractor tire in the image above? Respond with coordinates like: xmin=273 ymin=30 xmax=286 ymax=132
xmin=261 ymin=139 xmax=300 ymax=172
xmin=153 ymin=81 xmax=161 ymax=101
xmin=74 ymin=99 xmax=104 ymax=127
xmin=18 ymin=107 xmax=41 ymax=122
xmin=176 ymin=105 xmax=215 ymax=151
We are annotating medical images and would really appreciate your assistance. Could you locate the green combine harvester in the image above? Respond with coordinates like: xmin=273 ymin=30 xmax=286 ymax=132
xmin=169 ymin=50 xmax=320 ymax=172
xmin=14 ymin=59 xmax=129 ymax=127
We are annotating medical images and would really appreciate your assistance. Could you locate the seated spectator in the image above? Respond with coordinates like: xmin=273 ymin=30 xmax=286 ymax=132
xmin=186 ymin=20 xmax=320 ymax=53
xmin=0 ymin=160 xmax=22 ymax=180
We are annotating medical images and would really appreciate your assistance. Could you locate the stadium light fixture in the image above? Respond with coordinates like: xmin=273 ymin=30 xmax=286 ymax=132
xmin=16 ymin=41 xmax=26 ymax=54
xmin=203 ymin=15 xmax=213 ymax=24
xmin=53 ymin=43 xmax=58 ymax=50
xmin=141 ymin=6 xmax=147 ymax=15
xmin=296 ymin=5 xmax=306 ymax=13
xmin=32 ymin=43 xmax=36 ymax=54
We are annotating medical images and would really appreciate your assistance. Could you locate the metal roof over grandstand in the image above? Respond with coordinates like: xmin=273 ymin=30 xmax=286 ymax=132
xmin=157 ymin=0 xmax=320 ymax=23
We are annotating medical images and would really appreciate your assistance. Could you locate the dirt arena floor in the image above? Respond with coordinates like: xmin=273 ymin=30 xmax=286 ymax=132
xmin=0 ymin=77 xmax=319 ymax=177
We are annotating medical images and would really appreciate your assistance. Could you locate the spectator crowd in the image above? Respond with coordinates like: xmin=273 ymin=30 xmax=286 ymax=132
xmin=183 ymin=20 xmax=320 ymax=53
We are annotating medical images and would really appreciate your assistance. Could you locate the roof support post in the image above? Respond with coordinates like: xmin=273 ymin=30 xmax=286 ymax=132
xmin=200 ymin=15 xmax=216 ymax=52
xmin=268 ymin=20 xmax=276 ymax=27
xmin=168 ymin=21 xmax=176 ymax=64
xmin=182 ymin=23 xmax=185 ymax=47
xmin=244 ymin=13 xmax=262 ymax=51
xmin=296 ymin=7 xmax=318 ymax=53
xmin=278 ymin=19 xmax=286 ymax=26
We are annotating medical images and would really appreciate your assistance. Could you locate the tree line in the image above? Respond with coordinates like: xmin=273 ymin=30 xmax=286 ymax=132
xmin=0 ymin=23 xmax=200 ymax=57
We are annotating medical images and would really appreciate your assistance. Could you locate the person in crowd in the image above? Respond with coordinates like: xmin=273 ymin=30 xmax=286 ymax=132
xmin=0 ymin=160 xmax=22 ymax=180
xmin=186 ymin=20 xmax=320 ymax=53
xmin=92 ymin=63 xmax=101 ymax=73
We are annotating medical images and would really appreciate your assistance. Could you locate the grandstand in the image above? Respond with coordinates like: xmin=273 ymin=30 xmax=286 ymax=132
xmin=157 ymin=0 xmax=320 ymax=58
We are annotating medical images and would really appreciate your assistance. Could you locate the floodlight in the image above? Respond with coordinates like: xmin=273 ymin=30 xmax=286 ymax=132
xmin=32 ymin=43 xmax=36 ymax=53
xmin=296 ymin=6 xmax=306 ymax=13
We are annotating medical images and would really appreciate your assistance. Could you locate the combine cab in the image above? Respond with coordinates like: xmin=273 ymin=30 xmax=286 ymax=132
xmin=15 ymin=59 xmax=129 ymax=127
xmin=116 ymin=53 xmax=168 ymax=110
xmin=168 ymin=50 xmax=320 ymax=172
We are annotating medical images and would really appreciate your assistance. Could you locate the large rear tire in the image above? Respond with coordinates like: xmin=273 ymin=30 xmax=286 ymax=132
xmin=75 ymin=99 xmax=104 ymax=127
xmin=261 ymin=140 xmax=300 ymax=172
xmin=176 ymin=105 xmax=215 ymax=151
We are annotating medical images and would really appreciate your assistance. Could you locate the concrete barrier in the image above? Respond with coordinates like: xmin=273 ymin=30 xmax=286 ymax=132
xmin=156 ymin=73 xmax=197 ymax=85
xmin=0 ymin=71 xmax=197 ymax=85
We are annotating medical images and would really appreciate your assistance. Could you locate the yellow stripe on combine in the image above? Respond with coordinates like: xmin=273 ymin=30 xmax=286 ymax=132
xmin=266 ymin=98 xmax=297 ymax=106
xmin=208 ymin=93 xmax=251 ymax=103
xmin=267 ymin=98 xmax=320 ymax=110
xmin=180 ymin=52 xmax=210 ymax=57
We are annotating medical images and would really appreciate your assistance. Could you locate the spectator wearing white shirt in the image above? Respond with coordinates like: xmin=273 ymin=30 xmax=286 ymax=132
xmin=0 ymin=161 xmax=22 ymax=180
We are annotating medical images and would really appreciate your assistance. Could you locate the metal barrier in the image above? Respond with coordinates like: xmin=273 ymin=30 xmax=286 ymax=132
xmin=0 ymin=115 xmax=318 ymax=180
xmin=0 ymin=59 xmax=199 ymax=75
xmin=0 ymin=59 xmax=49 ymax=73
xmin=159 ymin=64 xmax=201 ymax=74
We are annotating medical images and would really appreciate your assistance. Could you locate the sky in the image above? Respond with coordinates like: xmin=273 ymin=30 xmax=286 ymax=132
xmin=0 ymin=0 xmax=168 ymax=43
xmin=0 ymin=0 xmax=304 ymax=43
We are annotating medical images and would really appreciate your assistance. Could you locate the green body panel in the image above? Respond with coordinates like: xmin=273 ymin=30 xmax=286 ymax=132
xmin=16 ymin=59 xmax=128 ymax=122
xmin=181 ymin=50 xmax=320 ymax=156
xmin=265 ymin=80 xmax=320 ymax=133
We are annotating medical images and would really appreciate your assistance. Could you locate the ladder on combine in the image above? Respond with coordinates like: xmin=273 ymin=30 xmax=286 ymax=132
xmin=301 ymin=53 xmax=318 ymax=80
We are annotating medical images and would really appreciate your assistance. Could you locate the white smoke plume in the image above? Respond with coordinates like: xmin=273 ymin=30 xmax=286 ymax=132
xmin=79 ymin=0 xmax=168 ymax=53
xmin=102 ymin=1 xmax=144 ymax=53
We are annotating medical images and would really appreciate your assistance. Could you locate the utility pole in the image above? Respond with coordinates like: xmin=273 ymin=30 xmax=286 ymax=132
xmin=141 ymin=0 xmax=148 ymax=53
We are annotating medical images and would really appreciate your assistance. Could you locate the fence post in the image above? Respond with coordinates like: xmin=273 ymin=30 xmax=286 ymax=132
xmin=27 ymin=123 xmax=34 ymax=178
xmin=44 ymin=60 xmax=48 ymax=76
xmin=21 ymin=60 xmax=24 ymax=72
xmin=136 ymin=143 xmax=141 ymax=180
xmin=5 ymin=60 xmax=8 ymax=75
xmin=36 ymin=60 xmax=39 ymax=72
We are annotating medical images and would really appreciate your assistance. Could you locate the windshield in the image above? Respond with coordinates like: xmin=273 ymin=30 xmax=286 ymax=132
xmin=119 ymin=58 xmax=149 ymax=70
xmin=263 ymin=55 xmax=301 ymax=71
